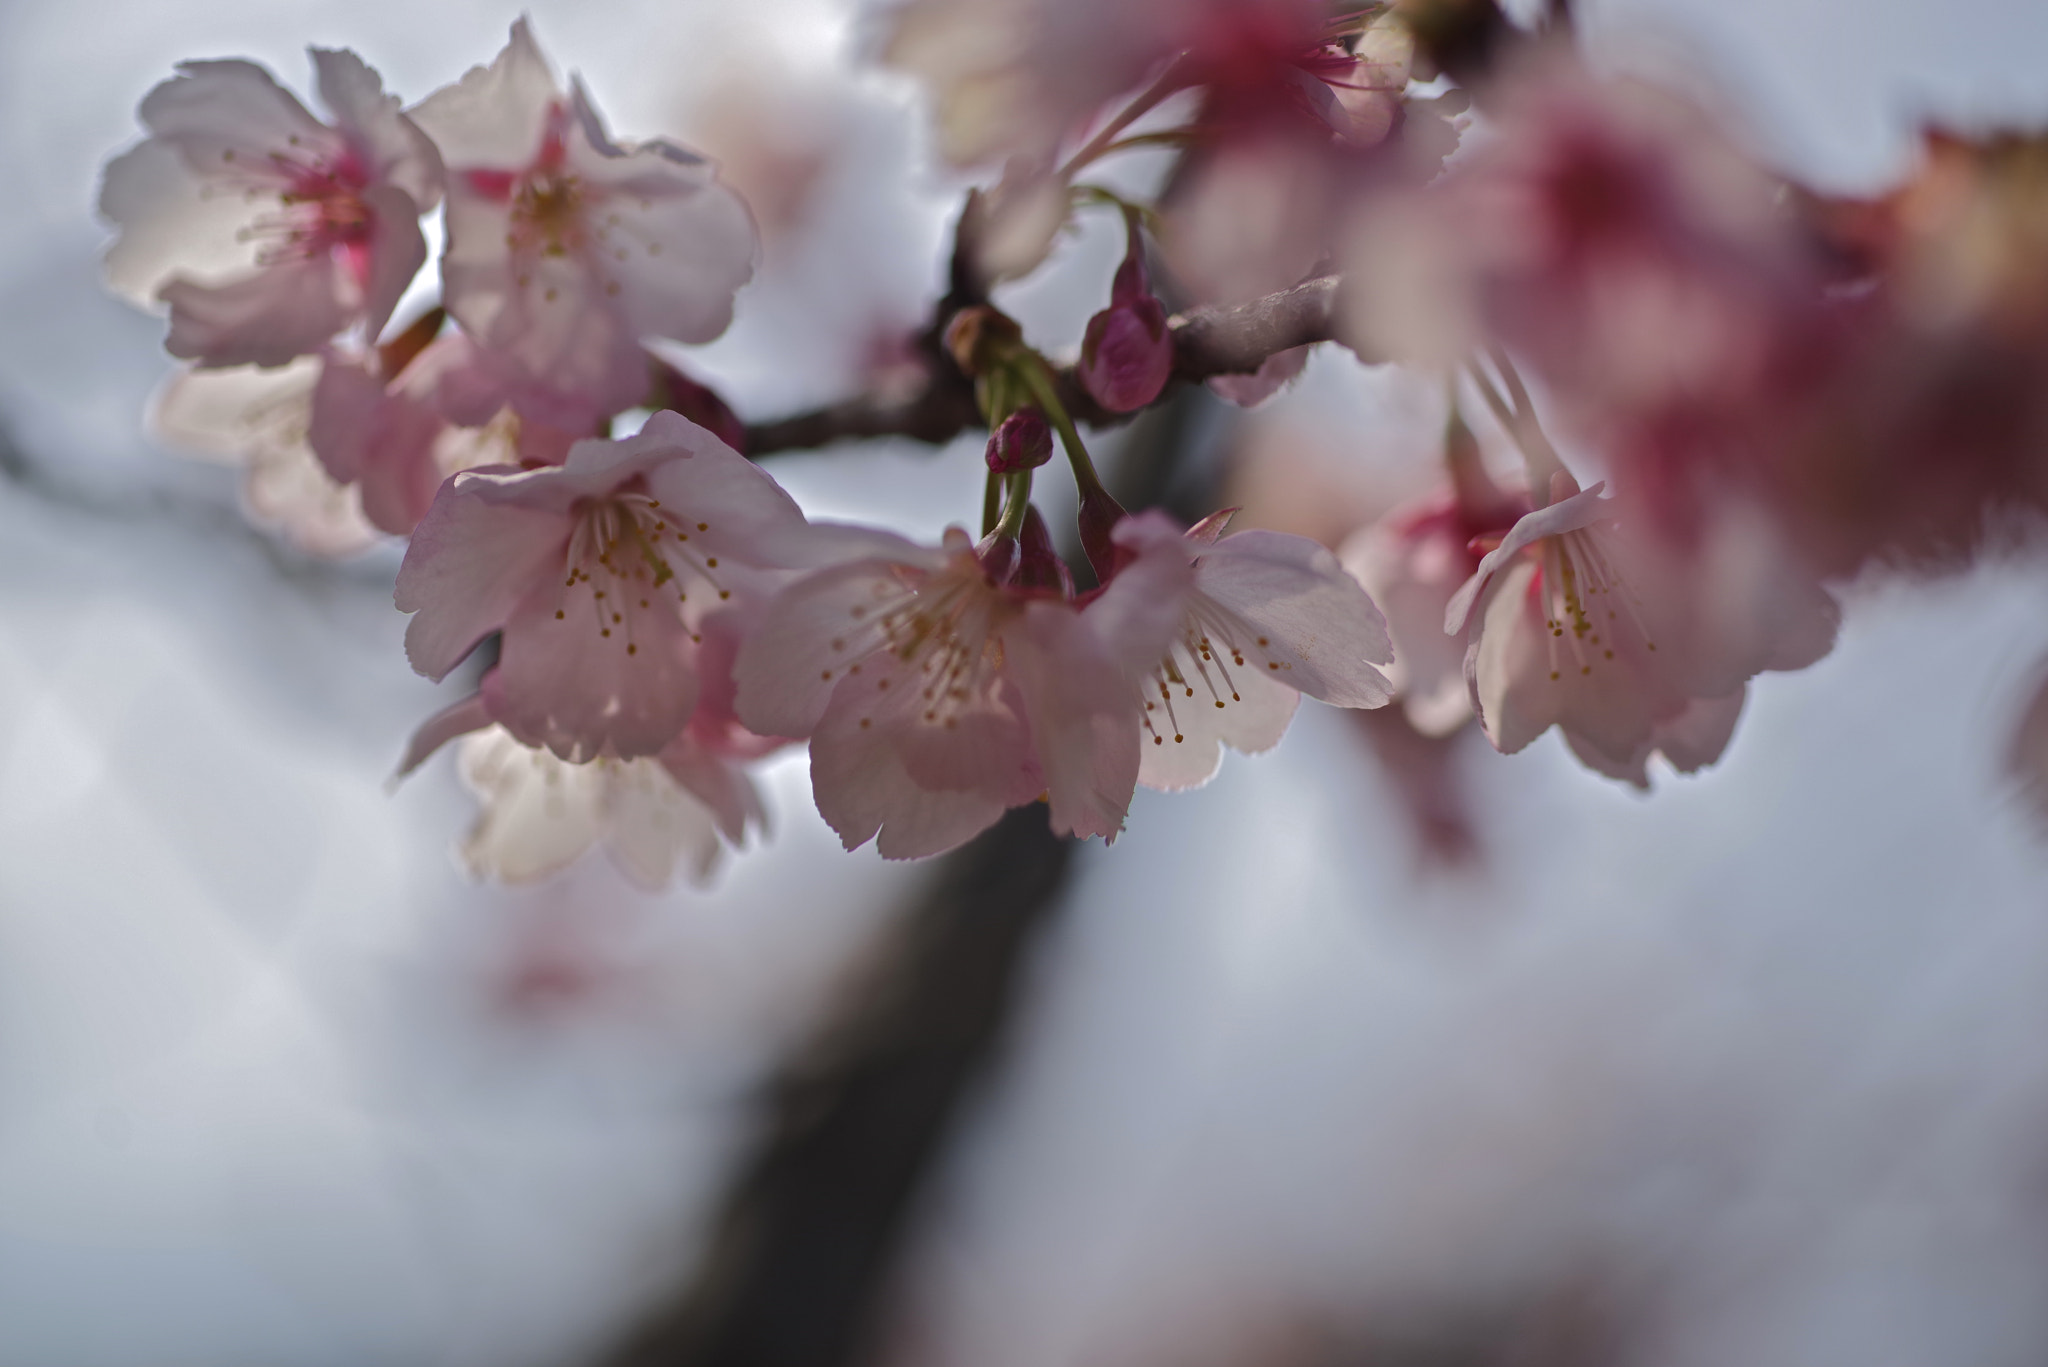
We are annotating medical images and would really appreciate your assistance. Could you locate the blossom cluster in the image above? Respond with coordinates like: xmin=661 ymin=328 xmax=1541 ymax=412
xmin=98 ymin=1 xmax=2048 ymax=887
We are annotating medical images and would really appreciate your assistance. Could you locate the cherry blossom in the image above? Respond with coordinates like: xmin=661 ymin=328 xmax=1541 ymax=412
xmin=158 ymin=335 xmax=535 ymax=548
xmin=153 ymin=358 xmax=376 ymax=556
xmin=102 ymin=49 xmax=441 ymax=368
xmin=1444 ymin=475 xmax=1837 ymax=787
xmin=450 ymin=728 xmax=735 ymax=889
xmin=408 ymin=20 xmax=758 ymax=429
xmin=1103 ymin=511 xmax=1394 ymax=791
xmin=401 ymin=614 xmax=787 ymax=888
xmin=1344 ymin=490 xmax=1527 ymax=739
xmin=395 ymin=411 xmax=809 ymax=762
xmin=1342 ymin=408 xmax=1529 ymax=737
xmin=733 ymin=524 xmax=1182 ymax=858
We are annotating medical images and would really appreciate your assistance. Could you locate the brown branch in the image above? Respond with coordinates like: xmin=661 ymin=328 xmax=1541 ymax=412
xmin=592 ymin=805 xmax=1074 ymax=1367
xmin=743 ymin=274 xmax=1352 ymax=457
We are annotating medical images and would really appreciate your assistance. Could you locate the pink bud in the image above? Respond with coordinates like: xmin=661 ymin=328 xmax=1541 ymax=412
xmin=1079 ymin=297 xmax=1172 ymax=412
xmin=986 ymin=407 xmax=1054 ymax=473
xmin=1079 ymin=210 xmax=1173 ymax=413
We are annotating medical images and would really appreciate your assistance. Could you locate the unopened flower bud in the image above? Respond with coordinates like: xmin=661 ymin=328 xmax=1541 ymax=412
xmin=986 ymin=407 xmax=1054 ymax=473
xmin=1078 ymin=214 xmax=1172 ymax=412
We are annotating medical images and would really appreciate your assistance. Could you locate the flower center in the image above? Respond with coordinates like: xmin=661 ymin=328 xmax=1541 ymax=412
xmin=822 ymin=561 xmax=1020 ymax=733
xmin=513 ymin=170 xmax=585 ymax=256
xmin=223 ymin=141 xmax=376 ymax=268
xmin=1141 ymin=600 xmax=1285 ymax=747
xmin=1537 ymin=529 xmax=1657 ymax=682
xmin=558 ymin=492 xmax=729 ymax=657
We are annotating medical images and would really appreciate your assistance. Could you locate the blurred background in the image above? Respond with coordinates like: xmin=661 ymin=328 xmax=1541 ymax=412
xmin=6 ymin=1 xmax=2048 ymax=1364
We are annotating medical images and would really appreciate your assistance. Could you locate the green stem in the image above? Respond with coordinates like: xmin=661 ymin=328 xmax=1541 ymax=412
xmin=993 ymin=469 xmax=1032 ymax=539
xmin=1016 ymin=355 xmax=1109 ymax=501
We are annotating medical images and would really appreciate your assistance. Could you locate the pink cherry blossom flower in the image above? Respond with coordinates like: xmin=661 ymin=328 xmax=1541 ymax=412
xmin=1348 ymin=54 xmax=1827 ymax=401
xmin=1444 ymin=474 xmax=1837 ymax=787
xmin=309 ymin=328 xmax=610 ymax=536
xmin=395 ymin=411 xmax=808 ymax=762
xmin=733 ymin=524 xmax=1179 ymax=858
xmin=1104 ymin=511 xmax=1395 ymax=791
xmin=307 ymin=349 xmax=450 ymax=537
xmin=408 ymin=20 xmax=758 ymax=429
xmin=101 ymin=49 xmax=441 ymax=368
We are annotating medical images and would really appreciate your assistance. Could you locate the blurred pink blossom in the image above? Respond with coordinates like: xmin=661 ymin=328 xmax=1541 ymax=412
xmin=1445 ymin=474 xmax=1836 ymax=786
xmin=1343 ymin=458 xmax=1528 ymax=740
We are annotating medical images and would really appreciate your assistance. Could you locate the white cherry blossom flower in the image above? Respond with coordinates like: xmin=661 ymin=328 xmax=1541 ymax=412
xmin=734 ymin=524 xmax=1180 ymax=858
xmin=395 ymin=411 xmax=808 ymax=762
xmin=453 ymin=728 xmax=733 ymax=890
xmin=102 ymin=49 xmax=441 ymax=367
xmin=1445 ymin=475 xmax=1837 ymax=786
xmin=408 ymin=20 xmax=758 ymax=428
xmin=153 ymin=357 xmax=376 ymax=556
xmin=1106 ymin=511 xmax=1394 ymax=791
xmin=405 ymin=615 xmax=786 ymax=889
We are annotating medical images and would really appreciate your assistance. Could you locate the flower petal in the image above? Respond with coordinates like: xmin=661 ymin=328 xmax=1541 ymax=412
xmin=393 ymin=688 xmax=493 ymax=779
xmin=1193 ymin=529 xmax=1394 ymax=707
xmin=310 ymin=47 xmax=442 ymax=210
xmin=600 ymin=757 xmax=725 ymax=890
xmin=455 ymin=727 xmax=604 ymax=884
xmin=565 ymin=81 xmax=758 ymax=346
xmin=638 ymin=411 xmax=811 ymax=566
xmin=1445 ymin=480 xmax=1608 ymax=635
xmin=395 ymin=482 xmax=566 ymax=680
xmin=161 ymin=255 xmax=351 ymax=368
xmin=732 ymin=555 xmax=923 ymax=738
xmin=406 ymin=19 xmax=558 ymax=170
xmin=807 ymin=673 xmax=1017 ymax=860
xmin=492 ymin=569 xmax=703 ymax=761
xmin=1007 ymin=602 xmax=1140 ymax=841
xmin=1137 ymin=665 xmax=1299 ymax=791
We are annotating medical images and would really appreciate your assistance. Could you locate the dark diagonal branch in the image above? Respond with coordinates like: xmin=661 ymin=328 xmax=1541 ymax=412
xmin=594 ymin=805 xmax=1074 ymax=1367
xmin=743 ymin=274 xmax=1350 ymax=457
